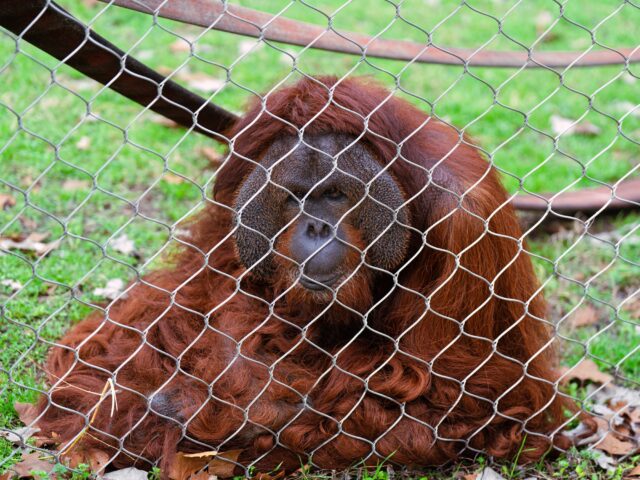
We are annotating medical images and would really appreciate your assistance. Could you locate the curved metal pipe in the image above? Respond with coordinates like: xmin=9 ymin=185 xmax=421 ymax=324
xmin=106 ymin=0 xmax=640 ymax=69
xmin=512 ymin=179 xmax=640 ymax=214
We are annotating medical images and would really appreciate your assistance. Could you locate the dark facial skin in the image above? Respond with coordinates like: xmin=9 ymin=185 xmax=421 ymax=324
xmin=233 ymin=133 xmax=410 ymax=293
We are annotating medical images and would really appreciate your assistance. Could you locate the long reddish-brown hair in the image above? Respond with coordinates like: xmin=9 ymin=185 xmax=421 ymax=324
xmin=37 ymin=76 xmax=574 ymax=475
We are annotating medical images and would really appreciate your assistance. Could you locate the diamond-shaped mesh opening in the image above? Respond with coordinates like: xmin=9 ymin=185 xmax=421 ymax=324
xmin=1 ymin=1 xmax=639 ymax=479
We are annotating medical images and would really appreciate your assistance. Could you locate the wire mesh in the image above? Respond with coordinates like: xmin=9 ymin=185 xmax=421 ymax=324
xmin=1 ymin=1 xmax=639 ymax=478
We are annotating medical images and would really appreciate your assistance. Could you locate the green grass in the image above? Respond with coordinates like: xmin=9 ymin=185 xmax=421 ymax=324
xmin=1 ymin=0 xmax=639 ymax=477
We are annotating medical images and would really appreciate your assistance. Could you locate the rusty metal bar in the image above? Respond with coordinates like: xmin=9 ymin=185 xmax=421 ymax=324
xmin=0 ymin=0 xmax=238 ymax=139
xmin=102 ymin=0 xmax=640 ymax=69
xmin=512 ymin=179 xmax=640 ymax=213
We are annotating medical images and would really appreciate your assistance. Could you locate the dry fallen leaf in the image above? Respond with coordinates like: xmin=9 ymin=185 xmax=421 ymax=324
xmin=613 ymin=101 xmax=640 ymax=118
xmin=594 ymin=450 xmax=617 ymax=471
xmin=238 ymin=39 xmax=263 ymax=56
xmin=136 ymin=50 xmax=153 ymax=61
xmin=535 ymin=11 xmax=553 ymax=30
xmin=170 ymin=39 xmax=192 ymax=53
xmin=567 ymin=305 xmax=600 ymax=328
xmin=110 ymin=234 xmax=136 ymax=256
xmin=103 ymin=467 xmax=149 ymax=480
xmin=163 ymin=173 xmax=185 ymax=184
xmin=93 ymin=278 xmax=126 ymax=300
xmin=170 ymin=452 xmax=210 ymax=480
xmin=62 ymin=179 xmax=91 ymax=191
xmin=204 ymin=450 xmax=243 ymax=478
xmin=551 ymin=115 xmax=601 ymax=137
xmin=477 ymin=467 xmax=505 ymax=480
xmin=89 ymin=449 xmax=110 ymax=473
xmin=0 ymin=193 xmax=16 ymax=210
xmin=0 ymin=234 xmax=61 ymax=256
xmin=574 ymin=121 xmax=601 ymax=136
xmin=561 ymin=359 xmax=613 ymax=385
xmin=0 ymin=425 xmax=40 ymax=445
xmin=0 ymin=235 xmax=60 ymax=256
xmin=596 ymin=433 xmax=637 ymax=456
xmin=626 ymin=464 xmax=640 ymax=478
xmin=183 ymin=451 xmax=219 ymax=459
xmin=10 ymin=452 xmax=54 ymax=478
xmin=170 ymin=449 xmax=242 ymax=480
xmin=14 ymin=402 xmax=39 ymax=425
xmin=623 ymin=406 xmax=640 ymax=426
xmin=1 ymin=279 xmax=22 ymax=292
xmin=535 ymin=11 xmax=559 ymax=43
xmin=188 ymin=473 xmax=214 ymax=480
xmin=76 ymin=136 xmax=91 ymax=150
xmin=177 ymin=72 xmax=224 ymax=93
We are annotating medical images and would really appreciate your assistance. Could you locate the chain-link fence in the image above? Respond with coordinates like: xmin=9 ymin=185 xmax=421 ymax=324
xmin=1 ymin=1 xmax=639 ymax=479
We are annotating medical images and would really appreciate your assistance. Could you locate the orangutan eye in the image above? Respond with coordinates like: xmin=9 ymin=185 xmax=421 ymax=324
xmin=324 ymin=187 xmax=345 ymax=201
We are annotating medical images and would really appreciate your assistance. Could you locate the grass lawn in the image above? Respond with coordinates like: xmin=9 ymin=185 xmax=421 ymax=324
xmin=1 ymin=0 xmax=639 ymax=478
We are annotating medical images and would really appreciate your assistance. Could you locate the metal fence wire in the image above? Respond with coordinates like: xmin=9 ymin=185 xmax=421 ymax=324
xmin=0 ymin=0 xmax=639 ymax=478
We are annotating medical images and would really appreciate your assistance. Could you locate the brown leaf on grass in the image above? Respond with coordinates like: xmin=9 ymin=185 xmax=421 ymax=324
xmin=204 ymin=449 xmax=243 ymax=477
xmin=188 ymin=473 xmax=214 ymax=480
xmin=163 ymin=173 xmax=185 ymax=185
xmin=14 ymin=402 xmax=39 ymax=425
xmin=253 ymin=471 xmax=285 ymax=480
xmin=535 ymin=11 xmax=559 ymax=43
xmin=10 ymin=452 xmax=54 ymax=478
xmin=567 ymin=305 xmax=600 ymax=328
xmin=170 ymin=452 xmax=210 ymax=480
xmin=157 ymin=66 xmax=175 ymax=76
xmin=587 ymin=417 xmax=639 ymax=457
xmin=75 ymin=136 xmax=91 ymax=150
xmin=561 ymin=359 xmax=613 ymax=385
xmin=0 ymin=233 xmax=60 ymax=256
xmin=0 ymin=425 xmax=40 ymax=445
xmin=170 ymin=450 xmax=242 ymax=480
xmin=110 ymin=234 xmax=136 ymax=256
xmin=574 ymin=121 xmax=602 ymax=136
xmin=65 ymin=448 xmax=111 ymax=474
xmin=90 ymin=450 xmax=110 ymax=474
xmin=596 ymin=434 xmax=638 ymax=456
xmin=623 ymin=406 xmax=640 ymax=425
xmin=550 ymin=115 xmax=601 ymax=137
xmin=1 ymin=279 xmax=22 ymax=292
xmin=198 ymin=147 xmax=224 ymax=168
xmin=626 ymin=464 xmax=640 ymax=478
xmin=622 ymin=298 xmax=640 ymax=320
xmin=0 ymin=193 xmax=16 ymax=210
xmin=182 ymin=451 xmax=219 ymax=459
xmin=170 ymin=39 xmax=192 ymax=53
xmin=93 ymin=278 xmax=125 ymax=300
xmin=62 ymin=179 xmax=91 ymax=191
xmin=33 ymin=430 xmax=59 ymax=448
xmin=176 ymin=72 xmax=224 ymax=93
